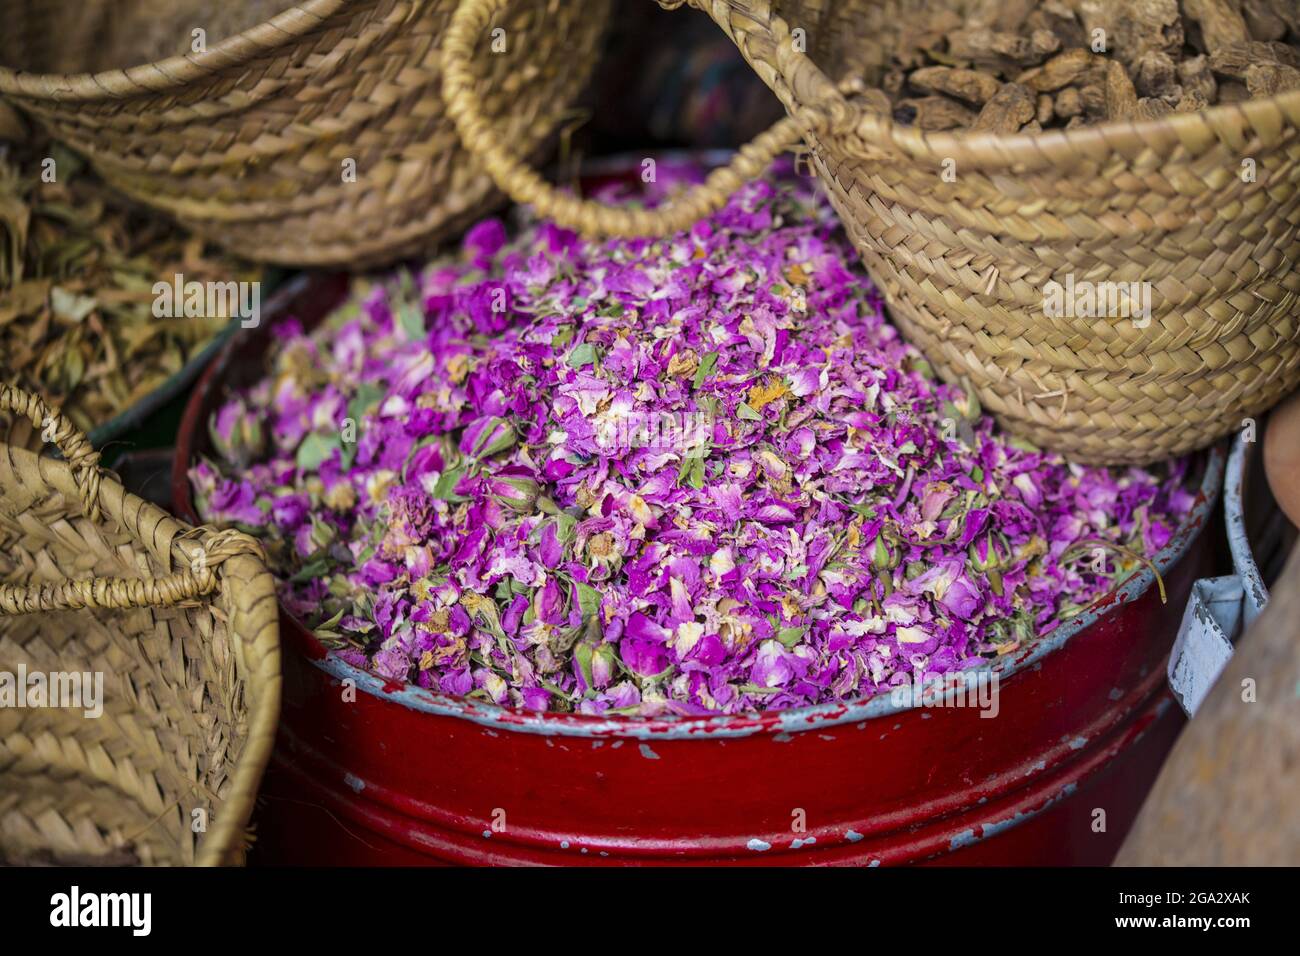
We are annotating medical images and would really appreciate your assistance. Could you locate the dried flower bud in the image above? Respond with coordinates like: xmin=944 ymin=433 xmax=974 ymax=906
xmin=209 ymin=397 xmax=265 ymax=469
xmin=871 ymin=534 xmax=900 ymax=572
xmin=462 ymin=415 xmax=516 ymax=459
xmin=308 ymin=515 xmax=336 ymax=552
xmin=485 ymin=470 xmax=541 ymax=513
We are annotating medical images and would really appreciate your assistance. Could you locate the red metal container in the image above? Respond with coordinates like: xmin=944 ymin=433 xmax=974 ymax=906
xmin=173 ymin=164 xmax=1223 ymax=866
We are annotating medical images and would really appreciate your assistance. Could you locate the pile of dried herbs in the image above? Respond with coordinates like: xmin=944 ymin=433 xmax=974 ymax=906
xmin=191 ymin=162 xmax=1198 ymax=716
xmin=0 ymin=141 xmax=258 ymax=438
xmin=865 ymin=0 xmax=1300 ymax=132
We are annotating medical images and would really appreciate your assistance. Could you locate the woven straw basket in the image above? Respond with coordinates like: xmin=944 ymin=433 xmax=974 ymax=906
xmin=0 ymin=386 xmax=279 ymax=866
xmin=0 ymin=0 xmax=609 ymax=268
xmin=445 ymin=0 xmax=1300 ymax=465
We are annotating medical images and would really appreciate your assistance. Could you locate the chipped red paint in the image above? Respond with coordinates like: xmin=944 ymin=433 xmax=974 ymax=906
xmin=231 ymin=571 xmax=1201 ymax=865
xmin=170 ymin=155 xmax=1226 ymax=866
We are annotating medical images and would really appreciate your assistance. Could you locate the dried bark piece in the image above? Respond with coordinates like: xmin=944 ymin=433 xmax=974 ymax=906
xmin=896 ymin=10 xmax=966 ymax=69
xmin=1184 ymin=0 xmax=1251 ymax=54
xmin=1054 ymin=85 xmax=1084 ymax=117
xmin=1242 ymin=0 xmax=1287 ymax=41
xmin=1251 ymin=40 xmax=1299 ymax=66
xmin=1079 ymin=82 xmax=1108 ymax=117
xmin=1245 ymin=62 xmax=1300 ymax=96
xmin=1037 ymin=92 xmax=1056 ymax=124
xmin=1028 ymin=2 xmax=1087 ymax=47
xmin=1121 ymin=0 xmax=1186 ymax=62
xmin=895 ymin=96 xmax=978 ymax=130
xmin=972 ymin=83 xmax=1037 ymax=131
xmin=1031 ymin=29 xmax=1063 ymax=59
xmin=942 ymin=29 xmax=1004 ymax=69
xmin=1136 ymin=96 xmax=1173 ymax=119
xmin=1209 ymin=40 xmax=1300 ymax=76
xmin=909 ymin=66 xmax=1002 ymax=104
xmin=1016 ymin=48 xmax=1100 ymax=91
xmin=1163 ymin=84 xmax=1187 ymax=106
xmin=1175 ymin=88 xmax=1212 ymax=111
xmin=948 ymin=27 xmax=1059 ymax=71
xmin=1103 ymin=59 xmax=1140 ymax=118
xmin=1134 ymin=51 xmax=1178 ymax=98
xmin=1075 ymin=0 xmax=1183 ymax=68
xmin=1178 ymin=55 xmax=1219 ymax=101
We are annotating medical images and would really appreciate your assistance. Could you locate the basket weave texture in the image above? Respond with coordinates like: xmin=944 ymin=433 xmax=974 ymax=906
xmin=0 ymin=386 xmax=279 ymax=865
xmin=448 ymin=0 xmax=1300 ymax=465
xmin=683 ymin=0 xmax=1300 ymax=464
xmin=0 ymin=0 xmax=610 ymax=268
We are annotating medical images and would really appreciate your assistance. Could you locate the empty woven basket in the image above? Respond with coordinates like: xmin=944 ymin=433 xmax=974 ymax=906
xmin=0 ymin=385 xmax=280 ymax=866
xmin=0 ymin=0 xmax=610 ymax=268
xmin=447 ymin=0 xmax=1300 ymax=465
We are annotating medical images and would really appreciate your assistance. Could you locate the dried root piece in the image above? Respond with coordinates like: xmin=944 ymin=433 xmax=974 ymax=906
xmin=1133 ymin=51 xmax=1179 ymax=98
xmin=972 ymin=82 xmax=1037 ymax=131
xmin=1121 ymin=0 xmax=1185 ymax=66
xmin=1245 ymin=62 xmax=1300 ymax=97
xmin=1175 ymin=89 xmax=1212 ymax=111
xmin=1037 ymin=92 xmax=1056 ymax=124
xmin=1178 ymin=55 xmax=1219 ymax=101
xmin=1028 ymin=2 xmax=1087 ymax=47
xmin=1031 ymin=29 xmax=1064 ymax=59
xmin=882 ymin=69 xmax=907 ymax=97
xmin=1079 ymin=82 xmax=1108 ymax=118
xmin=1017 ymin=48 xmax=1100 ymax=91
xmin=1075 ymin=0 xmax=1183 ymax=68
xmin=1184 ymin=0 xmax=1251 ymax=54
xmin=949 ymin=27 xmax=1060 ymax=71
xmin=895 ymin=10 xmax=966 ymax=69
xmin=1136 ymin=96 xmax=1173 ymax=119
xmin=1209 ymin=40 xmax=1300 ymax=76
xmin=909 ymin=66 xmax=1003 ymax=104
xmin=1103 ymin=59 xmax=1140 ymax=118
xmin=1054 ymin=85 xmax=1084 ymax=118
xmin=895 ymin=96 xmax=978 ymax=130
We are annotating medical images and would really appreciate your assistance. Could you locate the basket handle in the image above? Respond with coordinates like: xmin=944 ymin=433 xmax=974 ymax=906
xmin=0 ymin=383 xmax=103 ymax=522
xmin=441 ymin=0 xmax=806 ymax=237
xmin=0 ymin=384 xmax=257 ymax=615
